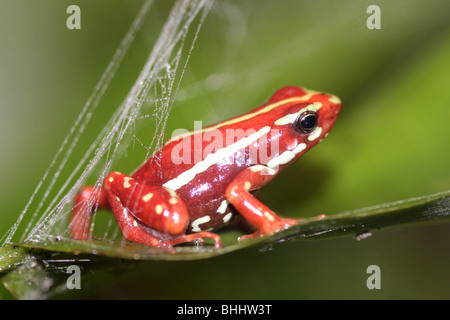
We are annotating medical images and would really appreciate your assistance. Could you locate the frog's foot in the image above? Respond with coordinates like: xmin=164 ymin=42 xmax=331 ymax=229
xmin=238 ymin=218 xmax=298 ymax=241
xmin=166 ymin=232 xmax=222 ymax=249
xmin=315 ymin=213 xmax=326 ymax=220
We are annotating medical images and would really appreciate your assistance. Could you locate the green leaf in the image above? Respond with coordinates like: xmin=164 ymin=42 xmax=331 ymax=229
xmin=1 ymin=190 xmax=448 ymax=299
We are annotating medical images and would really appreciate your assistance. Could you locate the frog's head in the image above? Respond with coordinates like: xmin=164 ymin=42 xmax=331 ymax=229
xmin=289 ymin=90 xmax=342 ymax=146
xmin=264 ymin=86 xmax=342 ymax=169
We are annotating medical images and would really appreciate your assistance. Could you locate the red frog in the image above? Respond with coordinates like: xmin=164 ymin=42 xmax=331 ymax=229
xmin=70 ymin=86 xmax=341 ymax=251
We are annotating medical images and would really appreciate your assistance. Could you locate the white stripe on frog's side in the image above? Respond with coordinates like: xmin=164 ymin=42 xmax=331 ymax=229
xmin=162 ymin=126 xmax=271 ymax=191
xmin=266 ymin=142 xmax=307 ymax=169
xmin=191 ymin=216 xmax=211 ymax=232
xmin=223 ymin=212 xmax=233 ymax=224
xmin=190 ymin=200 xmax=231 ymax=232
xmin=216 ymin=199 xmax=229 ymax=214
xmin=217 ymin=199 xmax=233 ymax=225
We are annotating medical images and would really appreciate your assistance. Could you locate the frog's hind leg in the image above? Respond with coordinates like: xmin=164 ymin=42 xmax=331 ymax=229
xmin=105 ymin=191 xmax=175 ymax=251
xmin=103 ymin=172 xmax=222 ymax=249
xmin=69 ymin=183 xmax=167 ymax=249
xmin=70 ymin=185 xmax=109 ymax=240
xmin=103 ymin=172 xmax=189 ymax=235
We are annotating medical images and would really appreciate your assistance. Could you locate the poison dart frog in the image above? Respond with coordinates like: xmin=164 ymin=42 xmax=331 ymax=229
xmin=70 ymin=86 xmax=341 ymax=251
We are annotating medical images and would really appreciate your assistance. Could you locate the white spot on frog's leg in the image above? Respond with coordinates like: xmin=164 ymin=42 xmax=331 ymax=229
xmin=244 ymin=181 xmax=252 ymax=191
xmin=223 ymin=212 xmax=233 ymax=223
xmin=307 ymin=126 xmax=322 ymax=141
xmin=191 ymin=216 xmax=211 ymax=232
xmin=133 ymin=220 xmax=138 ymax=227
xmin=122 ymin=207 xmax=129 ymax=219
xmin=108 ymin=177 xmax=114 ymax=183
xmin=142 ymin=193 xmax=153 ymax=202
xmin=217 ymin=200 xmax=229 ymax=214
xmin=169 ymin=197 xmax=178 ymax=205
xmin=123 ymin=177 xmax=132 ymax=189
xmin=166 ymin=188 xmax=178 ymax=198
xmin=155 ymin=204 xmax=163 ymax=215
xmin=264 ymin=211 xmax=275 ymax=222
xmin=171 ymin=212 xmax=181 ymax=225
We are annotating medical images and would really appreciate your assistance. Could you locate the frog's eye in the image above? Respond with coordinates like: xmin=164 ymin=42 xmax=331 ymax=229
xmin=294 ymin=110 xmax=318 ymax=134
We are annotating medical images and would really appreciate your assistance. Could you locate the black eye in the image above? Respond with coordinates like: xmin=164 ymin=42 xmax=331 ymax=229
xmin=294 ymin=111 xmax=318 ymax=133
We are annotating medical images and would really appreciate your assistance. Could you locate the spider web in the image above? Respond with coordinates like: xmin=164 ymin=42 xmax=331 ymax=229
xmin=0 ymin=0 xmax=214 ymax=248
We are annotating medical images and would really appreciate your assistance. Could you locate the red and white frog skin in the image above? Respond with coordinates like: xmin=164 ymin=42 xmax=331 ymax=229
xmin=70 ymin=86 xmax=341 ymax=251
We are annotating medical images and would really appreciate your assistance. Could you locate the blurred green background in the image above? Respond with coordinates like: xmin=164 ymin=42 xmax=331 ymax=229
xmin=0 ymin=0 xmax=449 ymax=299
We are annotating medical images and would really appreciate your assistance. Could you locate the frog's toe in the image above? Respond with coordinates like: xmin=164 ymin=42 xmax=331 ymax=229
xmin=238 ymin=218 xmax=299 ymax=241
xmin=166 ymin=231 xmax=222 ymax=249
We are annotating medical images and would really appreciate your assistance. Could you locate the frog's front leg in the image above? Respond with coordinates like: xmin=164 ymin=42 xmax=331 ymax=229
xmin=103 ymin=172 xmax=222 ymax=249
xmin=225 ymin=165 xmax=298 ymax=240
